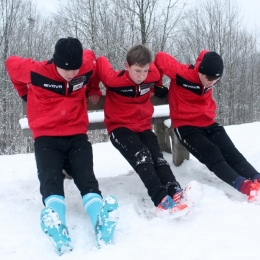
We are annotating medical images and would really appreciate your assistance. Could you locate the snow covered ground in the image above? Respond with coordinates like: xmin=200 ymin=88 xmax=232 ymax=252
xmin=1 ymin=122 xmax=260 ymax=260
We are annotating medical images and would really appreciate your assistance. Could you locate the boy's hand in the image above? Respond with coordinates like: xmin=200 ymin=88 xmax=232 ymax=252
xmin=88 ymin=95 xmax=100 ymax=104
xmin=154 ymin=86 xmax=168 ymax=98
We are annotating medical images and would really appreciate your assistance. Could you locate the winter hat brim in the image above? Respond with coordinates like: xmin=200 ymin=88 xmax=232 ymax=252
xmin=53 ymin=37 xmax=83 ymax=70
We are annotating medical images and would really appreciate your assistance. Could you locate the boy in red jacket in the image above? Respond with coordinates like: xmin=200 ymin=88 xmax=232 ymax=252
xmin=96 ymin=44 xmax=190 ymax=218
xmin=154 ymin=50 xmax=260 ymax=203
xmin=6 ymin=37 xmax=118 ymax=254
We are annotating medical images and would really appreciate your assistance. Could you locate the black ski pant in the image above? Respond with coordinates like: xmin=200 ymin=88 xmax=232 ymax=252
xmin=110 ymin=127 xmax=180 ymax=206
xmin=34 ymin=134 xmax=101 ymax=203
xmin=174 ymin=123 xmax=259 ymax=186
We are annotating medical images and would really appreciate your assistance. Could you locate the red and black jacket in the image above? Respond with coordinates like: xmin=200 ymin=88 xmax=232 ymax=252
xmin=96 ymin=56 xmax=161 ymax=133
xmin=154 ymin=50 xmax=217 ymax=129
xmin=6 ymin=50 xmax=101 ymax=139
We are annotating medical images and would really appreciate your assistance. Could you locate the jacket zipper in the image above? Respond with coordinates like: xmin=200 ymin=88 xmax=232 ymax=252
xmin=65 ymin=82 xmax=69 ymax=95
xmin=136 ymin=85 xmax=139 ymax=97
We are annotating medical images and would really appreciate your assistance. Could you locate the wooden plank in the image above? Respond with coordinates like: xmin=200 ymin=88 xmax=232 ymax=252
xmin=22 ymin=96 xmax=168 ymax=115
xmin=22 ymin=128 xmax=34 ymax=138
xmin=88 ymin=122 xmax=106 ymax=130
xmin=87 ymin=95 xmax=105 ymax=111
xmin=86 ymin=95 xmax=168 ymax=111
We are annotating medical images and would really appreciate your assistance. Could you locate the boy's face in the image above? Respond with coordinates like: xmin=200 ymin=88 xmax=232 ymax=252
xmin=198 ymin=73 xmax=220 ymax=88
xmin=125 ymin=62 xmax=150 ymax=84
xmin=56 ymin=67 xmax=79 ymax=82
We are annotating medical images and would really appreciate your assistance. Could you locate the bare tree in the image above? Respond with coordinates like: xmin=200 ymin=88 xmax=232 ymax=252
xmin=174 ymin=0 xmax=260 ymax=125
xmin=1 ymin=0 xmax=260 ymax=154
xmin=0 ymin=0 xmax=58 ymax=154
xmin=151 ymin=0 xmax=188 ymax=53
xmin=111 ymin=0 xmax=157 ymax=45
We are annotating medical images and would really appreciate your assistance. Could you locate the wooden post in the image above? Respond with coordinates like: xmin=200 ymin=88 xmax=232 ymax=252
xmin=169 ymin=127 xmax=189 ymax=166
xmin=154 ymin=123 xmax=171 ymax=154
xmin=22 ymin=100 xmax=26 ymax=115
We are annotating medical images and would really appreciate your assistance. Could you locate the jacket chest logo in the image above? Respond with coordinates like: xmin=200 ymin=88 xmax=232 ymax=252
xmin=43 ymin=84 xmax=63 ymax=89
xmin=31 ymin=71 xmax=93 ymax=95
xmin=176 ymin=74 xmax=203 ymax=95
xmin=108 ymin=82 xmax=155 ymax=98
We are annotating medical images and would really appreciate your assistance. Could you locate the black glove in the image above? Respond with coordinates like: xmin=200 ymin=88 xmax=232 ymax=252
xmin=21 ymin=94 xmax=27 ymax=102
xmin=154 ymin=86 xmax=168 ymax=98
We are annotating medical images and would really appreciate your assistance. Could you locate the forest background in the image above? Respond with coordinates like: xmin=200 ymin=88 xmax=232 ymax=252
xmin=0 ymin=0 xmax=259 ymax=155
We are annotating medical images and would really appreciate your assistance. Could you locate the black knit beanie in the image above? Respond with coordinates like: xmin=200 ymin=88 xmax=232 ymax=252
xmin=198 ymin=52 xmax=224 ymax=77
xmin=53 ymin=37 xmax=83 ymax=70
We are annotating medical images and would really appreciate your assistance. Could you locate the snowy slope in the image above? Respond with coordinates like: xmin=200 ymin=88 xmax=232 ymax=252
xmin=1 ymin=122 xmax=260 ymax=260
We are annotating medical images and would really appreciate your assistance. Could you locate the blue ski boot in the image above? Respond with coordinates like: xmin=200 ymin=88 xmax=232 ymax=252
xmin=40 ymin=207 xmax=73 ymax=255
xmin=95 ymin=195 xmax=119 ymax=248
